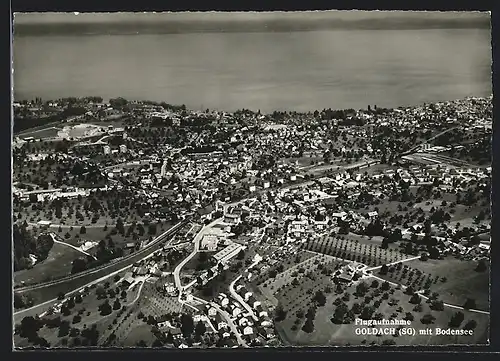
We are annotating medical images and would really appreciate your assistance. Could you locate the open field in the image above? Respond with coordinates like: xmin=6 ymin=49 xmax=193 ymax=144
xmin=14 ymin=243 xmax=83 ymax=286
xmin=20 ymin=126 xmax=62 ymax=139
xmin=400 ymin=257 xmax=489 ymax=311
xmin=121 ymin=323 xmax=156 ymax=347
xmin=275 ymin=279 xmax=488 ymax=346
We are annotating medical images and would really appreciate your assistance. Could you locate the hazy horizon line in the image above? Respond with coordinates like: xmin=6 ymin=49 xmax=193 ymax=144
xmin=14 ymin=20 xmax=490 ymax=37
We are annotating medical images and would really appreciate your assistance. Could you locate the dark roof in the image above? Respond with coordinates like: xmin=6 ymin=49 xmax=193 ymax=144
xmin=198 ymin=205 xmax=214 ymax=216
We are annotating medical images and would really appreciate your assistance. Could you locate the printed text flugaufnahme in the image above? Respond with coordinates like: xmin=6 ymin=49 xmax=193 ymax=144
xmin=355 ymin=319 xmax=411 ymax=327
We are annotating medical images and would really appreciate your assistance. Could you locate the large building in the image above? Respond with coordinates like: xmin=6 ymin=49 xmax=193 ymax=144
xmin=212 ymin=243 xmax=245 ymax=263
xmin=201 ymin=235 xmax=219 ymax=251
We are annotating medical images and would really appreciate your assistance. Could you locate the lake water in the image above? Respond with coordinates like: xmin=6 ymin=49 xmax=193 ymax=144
xmin=13 ymin=28 xmax=492 ymax=113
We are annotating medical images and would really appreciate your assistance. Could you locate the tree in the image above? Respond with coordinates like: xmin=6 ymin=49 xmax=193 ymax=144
xmin=99 ymin=300 xmax=112 ymax=316
xmin=379 ymin=264 xmax=388 ymax=276
xmin=180 ymin=313 xmax=195 ymax=337
xmin=475 ymin=260 xmax=487 ymax=272
xmin=463 ymin=298 xmax=476 ymax=310
xmin=152 ymin=338 xmax=164 ymax=347
xmin=70 ymin=327 xmax=80 ymax=337
xmin=67 ymin=297 xmax=75 ymax=309
xmin=430 ymin=300 xmax=444 ymax=311
xmin=80 ymin=226 xmax=86 ymax=234
xmin=137 ymin=340 xmax=147 ymax=347
xmin=275 ymin=304 xmax=287 ymax=321
xmin=360 ymin=306 xmax=374 ymax=320
xmin=409 ymin=293 xmax=421 ymax=304
xmin=463 ymin=319 xmax=477 ymax=330
xmin=371 ymin=280 xmax=379 ymax=288
xmin=14 ymin=293 xmax=25 ymax=309
xmin=75 ymin=294 xmax=83 ymax=304
xmin=71 ymin=258 xmax=87 ymax=274
xmin=113 ymin=298 xmax=121 ymax=311
xmin=449 ymin=311 xmax=465 ymax=328
xmin=19 ymin=316 xmax=42 ymax=339
xmin=404 ymin=312 xmax=414 ymax=321
xmin=61 ymin=304 xmax=71 ymax=317
xmin=237 ymin=249 xmax=245 ymax=260
xmin=195 ymin=320 xmax=207 ymax=336
xmin=381 ymin=281 xmax=390 ymax=291
xmin=420 ymin=314 xmax=436 ymax=325
xmin=58 ymin=320 xmax=71 ymax=337
xmin=165 ymin=331 xmax=174 ymax=344
xmin=356 ymin=282 xmax=368 ymax=297
xmin=302 ymin=318 xmax=314 ymax=333
xmin=313 ymin=290 xmax=327 ymax=306
xmin=96 ymin=286 xmax=107 ymax=300
xmin=72 ymin=315 xmax=82 ymax=324
xmin=352 ymin=303 xmax=362 ymax=315
xmin=57 ymin=292 xmax=66 ymax=301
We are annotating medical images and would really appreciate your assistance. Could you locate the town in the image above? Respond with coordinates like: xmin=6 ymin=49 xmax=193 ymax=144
xmin=13 ymin=95 xmax=491 ymax=348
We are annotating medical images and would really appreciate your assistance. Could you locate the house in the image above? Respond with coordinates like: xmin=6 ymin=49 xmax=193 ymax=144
xmin=265 ymin=328 xmax=275 ymax=339
xmin=261 ymin=320 xmax=272 ymax=327
xmin=338 ymin=269 xmax=354 ymax=283
xmin=238 ymin=317 xmax=249 ymax=327
xmin=121 ymin=274 xmax=135 ymax=287
xmin=37 ymin=220 xmax=52 ymax=228
xmin=367 ymin=211 xmax=378 ymax=219
xmin=314 ymin=220 xmax=328 ymax=231
xmin=220 ymin=298 xmax=230 ymax=307
xmin=224 ymin=213 xmax=241 ymax=225
xmin=243 ymin=326 xmax=254 ymax=336
xmin=244 ymin=292 xmax=253 ymax=301
xmin=193 ymin=314 xmax=205 ymax=322
xmin=290 ymin=220 xmax=307 ymax=236
xmin=208 ymin=307 xmax=217 ymax=317
xmin=165 ymin=284 xmax=177 ymax=296
xmin=218 ymin=321 xmax=229 ymax=330
xmin=232 ymin=307 xmax=242 ymax=318
xmin=169 ymin=327 xmax=182 ymax=338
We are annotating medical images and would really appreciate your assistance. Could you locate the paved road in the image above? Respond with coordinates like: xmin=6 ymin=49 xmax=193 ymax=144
xmin=191 ymin=295 xmax=248 ymax=347
xmin=229 ymin=275 xmax=258 ymax=322
xmin=173 ymin=218 xmax=222 ymax=292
